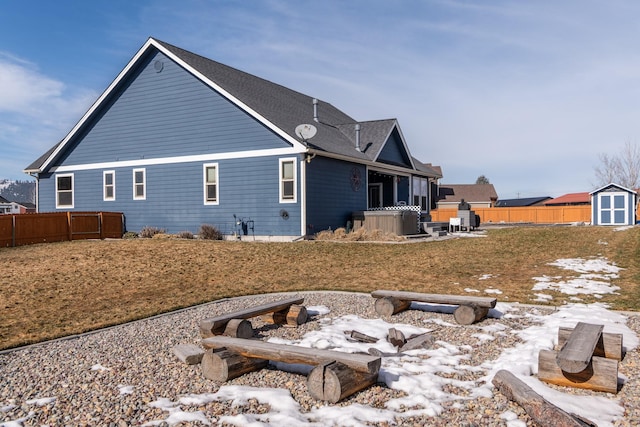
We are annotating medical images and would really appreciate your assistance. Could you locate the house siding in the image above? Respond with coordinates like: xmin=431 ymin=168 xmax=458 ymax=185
xmin=39 ymin=155 xmax=303 ymax=236
xmin=377 ymin=129 xmax=412 ymax=168
xmin=36 ymin=48 xmax=305 ymax=237
xmin=306 ymin=156 xmax=367 ymax=233
xmin=54 ymin=49 xmax=291 ymax=167
xmin=31 ymin=39 xmax=438 ymax=239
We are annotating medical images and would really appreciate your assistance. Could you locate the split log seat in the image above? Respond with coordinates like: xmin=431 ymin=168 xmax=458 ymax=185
xmin=199 ymin=296 xmax=307 ymax=338
xmin=202 ymin=336 xmax=381 ymax=403
xmin=538 ymin=322 xmax=622 ymax=394
xmin=371 ymin=290 xmax=497 ymax=325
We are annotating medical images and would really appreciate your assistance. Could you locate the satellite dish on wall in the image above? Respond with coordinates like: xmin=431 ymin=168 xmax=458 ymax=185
xmin=295 ymin=124 xmax=317 ymax=142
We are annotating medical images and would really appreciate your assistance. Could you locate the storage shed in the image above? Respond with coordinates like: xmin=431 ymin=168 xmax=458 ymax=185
xmin=590 ymin=183 xmax=637 ymax=226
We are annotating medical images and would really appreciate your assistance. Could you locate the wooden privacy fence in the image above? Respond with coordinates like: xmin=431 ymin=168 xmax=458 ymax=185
xmin=0 ymin=212 xmax=123 ymax=248
xmin=430 ymin=206 xmax=592 ymax=225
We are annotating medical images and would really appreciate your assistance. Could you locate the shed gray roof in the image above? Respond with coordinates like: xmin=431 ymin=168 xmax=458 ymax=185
xmin=26 ymin=38 xmax=440 ymax=178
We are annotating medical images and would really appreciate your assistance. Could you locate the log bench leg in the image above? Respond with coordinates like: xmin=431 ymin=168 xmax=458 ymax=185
xmin=453 ymin=304 xmax=489 ymax=325
xmin=537 ymin=349 xmax=619 ymax=394
xmin=201 ymin=348 xmax=268 ymax=382
xmin=374 ymin=297 xmax=411 ymax=316
xmin=307 ymin=361 xmax=378 ymax=403
xmin=261 ymin=304 xmax=308 ymax=326
xmin=223 ymin=319 xmax=254 ymax=338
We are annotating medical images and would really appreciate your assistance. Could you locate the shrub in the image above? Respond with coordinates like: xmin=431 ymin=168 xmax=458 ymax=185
xmin=177 ymin=230 xmax=194 ymax=239
xmin=122 ymin=231 xmax=139 ymax=239
xmin=139 ymin=226 xmax=166 ymax=238
xmin=199 ymin=224 xmax=224 ymax=240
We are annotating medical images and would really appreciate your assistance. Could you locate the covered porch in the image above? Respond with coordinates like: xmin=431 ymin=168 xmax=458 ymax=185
xmin=353 ymin=168 xmax=436 ymax=236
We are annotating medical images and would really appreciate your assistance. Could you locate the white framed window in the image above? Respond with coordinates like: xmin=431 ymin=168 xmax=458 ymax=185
xmin=103 ymin=170 xmax=115 ymax=201
xmin=56 ymin=173 xmax=74 ymax=208
xmin=203 ymin=163 xmax=219 ymax=205
xmin=279 ymin=158 xmax=297 ymax=203
xmin=133 ymin=168 xmax=146 ymax=200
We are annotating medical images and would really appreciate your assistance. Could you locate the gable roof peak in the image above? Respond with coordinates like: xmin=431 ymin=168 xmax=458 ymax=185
xmin=25 ymin=37 xmax=437 ymax=176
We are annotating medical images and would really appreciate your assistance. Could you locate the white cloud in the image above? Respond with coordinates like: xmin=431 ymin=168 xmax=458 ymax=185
xmin=6 ymin=0 xmax=640 ymax=196
xmin=0 ymin=52 xmax=96 ymax=178
xmin=0 ymin=53 xmax=65 ymax=116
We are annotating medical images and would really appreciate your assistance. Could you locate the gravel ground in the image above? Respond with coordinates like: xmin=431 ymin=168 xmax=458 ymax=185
xmin=0 ymin=292 xmax=638 ymax=426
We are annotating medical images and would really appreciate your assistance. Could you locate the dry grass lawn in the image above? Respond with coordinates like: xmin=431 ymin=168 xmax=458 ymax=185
xmin=2 ymin=225 xmax=639 ymax=350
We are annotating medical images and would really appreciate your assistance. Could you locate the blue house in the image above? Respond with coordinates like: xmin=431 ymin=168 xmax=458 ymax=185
xmin=25 ymin=38 xmax=441 ymax=240
xmin=590 ymin=183 xmax=637 ymax=226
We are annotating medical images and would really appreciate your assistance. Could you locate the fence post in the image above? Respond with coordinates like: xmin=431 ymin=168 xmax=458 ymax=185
xmin=67 ymin=211 xmax=72 ymax=242
xmin=99 ymin=212 xmax=104 ymax=239
xmin=12 ymin=214 xmax=16 ymax=248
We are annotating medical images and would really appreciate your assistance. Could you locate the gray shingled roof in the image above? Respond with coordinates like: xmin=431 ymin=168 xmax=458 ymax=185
xmin=26 ymin=38 xmax=440 ymax=177
xmin=156 ymin=39 xmax=380 ymax=161
xmin=24 ymin=141 xmax=61 ymax=172
xmin=495 ymin=196 xmax=551 ymax=207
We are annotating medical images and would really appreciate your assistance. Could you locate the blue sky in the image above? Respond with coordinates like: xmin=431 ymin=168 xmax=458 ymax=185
xmin=2 ymin=1 xmax=640 ymax=199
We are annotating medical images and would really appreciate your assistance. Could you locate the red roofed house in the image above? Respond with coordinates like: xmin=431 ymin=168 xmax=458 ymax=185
xmin=544 ymin=192 xmax=590 ymax=206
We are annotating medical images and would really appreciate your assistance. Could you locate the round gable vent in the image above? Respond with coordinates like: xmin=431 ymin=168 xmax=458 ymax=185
xmin=154 ymin=60 xmax=164 ymax=72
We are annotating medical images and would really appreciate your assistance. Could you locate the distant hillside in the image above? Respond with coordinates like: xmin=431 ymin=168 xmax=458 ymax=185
xmin=0 ymin=179 xmax=36 ymax=204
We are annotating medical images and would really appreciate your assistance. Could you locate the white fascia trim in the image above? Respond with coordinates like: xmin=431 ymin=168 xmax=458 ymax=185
xmin=310 ymin=150 xmax=427 ymax=178
xmin=39 ymin=38 xmax=308 ymax=173
xmin=590 ymin=182 xmax=637 ymax=195
xmin=52 ymin=147 xmax=302 ymax=173
xmin=371 ymin=120 xmax=416 ymax=171
xmin=39 ymin=39 xmax=158 ymax=173
xmin=152 ymin=39 xmax=307 ymax=152
xmin=300 ymin=159 xmax=306 ymax=236
xmin=392 ymin=121 xmax=417 ymax=170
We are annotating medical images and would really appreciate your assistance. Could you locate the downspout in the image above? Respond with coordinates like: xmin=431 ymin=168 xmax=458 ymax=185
xmin=300 ymin=158 xmax=307 ymax=238
xmin=29 ymin=172 xmax=39 ymax=213
xmin=355 ymin=123 xmax=361 ymax=152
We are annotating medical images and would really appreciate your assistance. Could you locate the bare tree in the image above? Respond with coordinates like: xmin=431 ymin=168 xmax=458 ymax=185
xmin=594 ymin=141 xmax=640 ymax=189
xmin=475 ymin=175 xmax=490 ymax=185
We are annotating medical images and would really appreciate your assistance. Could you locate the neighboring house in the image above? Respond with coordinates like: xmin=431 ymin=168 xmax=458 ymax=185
xmin=436 ymin=184 xmax=498 ymax=209
xmin=0 ymin=197 xmax=32 ymax=214
xmin=0 ymin=196 xmax=11 ymax=214
xmin=24 ymin=38 xmax=442 ymax=240
xmin=544 ymin=192 xmax=590 ymax=206
xmin=590 ymin=183 xmax=637 ymax=226
xmin=495 ymin=196 xmax=552 ymax=207
xmin=19 ymin=202 xmax=36 ymax=213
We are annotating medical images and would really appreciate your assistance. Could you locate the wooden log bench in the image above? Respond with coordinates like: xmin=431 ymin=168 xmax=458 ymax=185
xmin=199 ymin=296 xmax=307 ymax=338
xmin=371 ymin=290 xmax=497 ymax=325
xmin=201 ymin=336 xmax=381 ymax=403
xmin=538 ymin=322 xmax=621 ymax=394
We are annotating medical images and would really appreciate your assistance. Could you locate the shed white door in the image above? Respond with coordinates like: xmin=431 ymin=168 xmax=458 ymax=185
xmin=598 ymin=192 xmax=627 ymax=225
